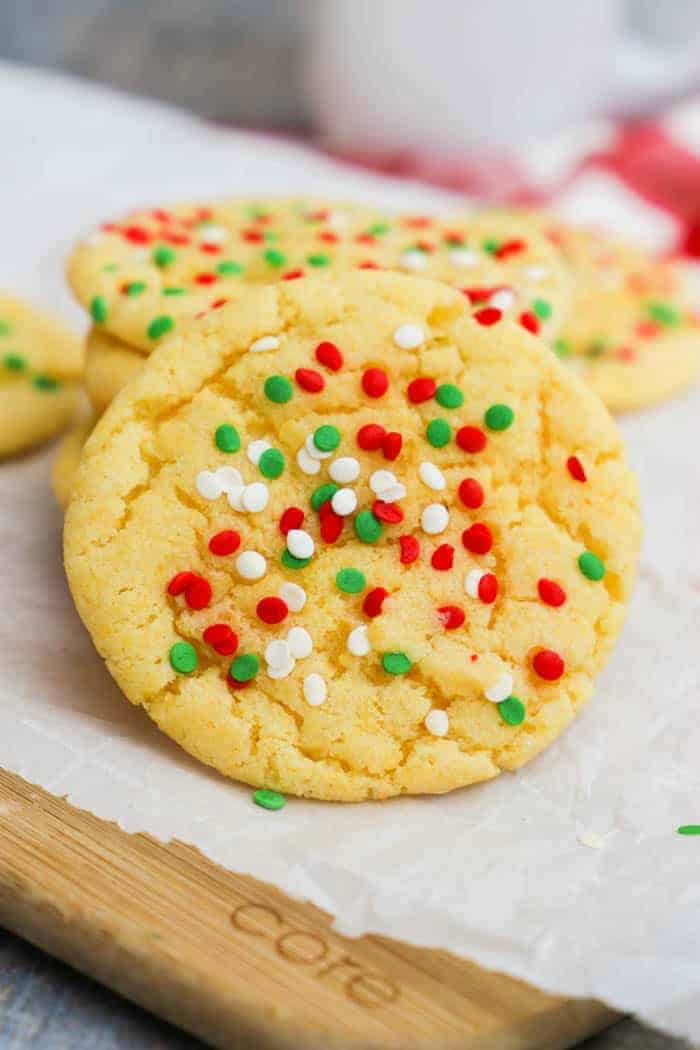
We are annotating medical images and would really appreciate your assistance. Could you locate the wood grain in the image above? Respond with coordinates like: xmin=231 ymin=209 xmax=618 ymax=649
xmin=0 ymin=769 xmax=618 ymax=1050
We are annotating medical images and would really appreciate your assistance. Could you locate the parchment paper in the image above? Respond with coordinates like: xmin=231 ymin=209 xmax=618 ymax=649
xmin=1 ymin=64 xmax=699 ymax=1042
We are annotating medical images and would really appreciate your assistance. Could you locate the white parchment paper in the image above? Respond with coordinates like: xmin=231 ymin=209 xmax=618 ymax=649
xmin=1 ymin=64 xmax=699 ymax=1041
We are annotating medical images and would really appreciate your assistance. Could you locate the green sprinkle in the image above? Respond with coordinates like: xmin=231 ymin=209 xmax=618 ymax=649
xmin=125 ymin=281 xmax=146 ymax=296
xmin=498 ymin=696 xmax=526 ymax=726
xmin=484 ymin=403 xmax=514 ymax=431
xmin=230 ymin=653 xmax=259 ymax=682
xmin=482 ymin=237 xmax=500 ymax=254
xmin=435 ymin=383 xmax=463 ymax=409
xmin=263 ymin=248 xmax=286 ymax=268
xmin=215 ymin=423 xmax=240 ymax=453
xmin=264 ymin=375 xmax=293 ymax=403
xmin=368 ymin=222 xmax=391 ymax=236
xmin=382 ymin=651 xmax=412 ymax=675
xmin=217 ymin=260 xmax=244 ymax=276
xmin=553 ymin=338 xmax=570 ymax=358
xmin=153 ymin=244 xmax=176 ymax=268
xmin=354 ymin=510 xmax=383 ymax=544
xmin=313 ymin=424 xmax=341 ymax=452
xmin=532 ymin=298 xmax=552 ymax=320
xmin=90 ymin=295 xmax=108 ymax=324
xmin=3 ymin=353 xmax=27 ymax=372
xmin=169 ymin=641 xmax=197 ymax=674
xmin=147 ymin=315 xmax=174 ymax=340
xmin=259 ymin=447 xmax=285 ymax=478
xmin=281 ymin=549 xmax=311 ymax=570
xmin=102 ymin=263 xmax=119 ymax=273
xmin=578 ymin=550 xmax=605 ymax=581
xmin=306 ymin=253 xmax=331 ymax=267
xmin=32 ymin=374 xmax=59 ymax=392
xmin=426 ymin=418 xmax=452 ymax=448
xmin=336 ymin=567 xmax=366 ymax=594
xmin=254 ymin=788 xmax=286 ymax=811
xmin=677 ymin=824 xmax=700 ymax=836
xmin=311 ymin=483 xmax=339 ymax=511
xmin=163 ymin=286 xmax=186 ymax=296
xmin=647 ymin=300 xmax=681 ymax=327
xmin=0 ymin=321 xmax=11 ymax=337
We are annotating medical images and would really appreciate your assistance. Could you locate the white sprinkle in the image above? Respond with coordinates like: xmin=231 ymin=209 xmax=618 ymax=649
xmin=297 ymin=446 xmax=321 ymax=475
xmin=279 ymin=582 xmax=306 ymax=613
xmin=287 ymin=528 xmax=314 ymax=560
xmin=327 ymin=209 xmax=349 ymax=229
xmin=226 ymin=486 xmax=245 ymax=511
xmin=523 ymin=264 xmax=547 ymax=282
xmin=195 ymin=470 xmax=222 ymax=500
xmin=465 ymin=568 xmax=485 ymax=598
xmin=303 ymin=673 xmax=327 ymax=706
xmin=250 ymin=335 xmax=280 ymax=353
xmin=247 ymin=439 xmax=271 ymax=465
xmin=329 ymin=456 xmax=360 ymax=483
xmin=305 ymin=434 xmax=332 ymax=461
xmin=242 ymin=482 xmax=269 ymax=513
xmin=236 ymin=551 xmax=266 ymax=580
xmin=393 ymin=323 xmax=424 ymax=350
xmin=287 ymin=626 xmax=313 ymax=659
xmin=379 ymin=483 xmax=407 ymax=503
xmin=198 ymin=223 xmax=227 ymax=244
xmin=418 ymin=461 xmax=445 ymax=491
xmin=421 ymin=503 xmax=449 ymax=535
xmin=331 ymin=488 xmax=357 ymax=516
xmin=369 ymin=469 xmax=397 ymax=495
xmin=578 ymin=830 xmax=606 ymax=850
xmin=216 ymin=466 xmax=244 ymax=492
xmin=265 ymin=639 xmax=292 ymax=669
xmin=449 ymin=247 xmax=479 ymax=267
xmin=400 ymin=249 xmax=428 ymax=271
xmin=489 ymin=287 xmax=517 ymax=312
xmin=425 ymin=709 xmax=449 ymax=736
xmin=484 ymin=673 xmax=513 ymax=704
xmin=267 ymin=660 xmax=295 ymax=680
xmin=347 ymin=624 xmax=371 ymax=656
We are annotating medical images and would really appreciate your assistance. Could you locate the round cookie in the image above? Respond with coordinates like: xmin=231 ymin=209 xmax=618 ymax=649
xmin=65 ymin=271 xmax=640 ymax=802
xmin=85 ymin=327 xmax=145 ymax=414
xmin=51 ymin=416 xmax=95 ymax=509
xmin=68 ymin=198 xmax=571 ymax=357
xmin=0 ymin=294 xmax=83 ymax=458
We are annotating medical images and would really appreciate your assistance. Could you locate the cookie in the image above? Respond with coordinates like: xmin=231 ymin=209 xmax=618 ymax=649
xmin=51 ymin=416 xmax=95 ymax=509
xmin=64 ymin=271 xmax=640 ymax=802
xmin=0 ymin=294 xmax=83 ymax=458
xmin=548 ymin=224 xmax=700 ymax=410
xmin=68 ymin=198 xmax=571 ymax=357
xmin=85 ymin=326 xmax=145 ymax=415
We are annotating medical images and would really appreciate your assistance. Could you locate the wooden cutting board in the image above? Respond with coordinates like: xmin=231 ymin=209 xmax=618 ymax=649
xmin=0 ymin=768 xmax=618 ymax=1050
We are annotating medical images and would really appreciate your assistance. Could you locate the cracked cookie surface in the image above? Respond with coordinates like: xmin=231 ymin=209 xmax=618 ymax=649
xmin=64 ymin=271 xmax=640 ymax=801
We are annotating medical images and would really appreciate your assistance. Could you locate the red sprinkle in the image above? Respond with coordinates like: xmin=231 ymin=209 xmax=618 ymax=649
xmin=399 ymin=535 xmax=420 ymax=564
xmin=124 ymin=225 xmax=150 ymax=244
xmin=279 ymin=507 xmax=304 ymax=535
xmin=242 ymin=228 xmax=264 ymax=243
xmin=227 ymin=674 xmax=250 ymax=691
xmin=458 ymin=477 xmax=485 ymax=509
xmin=372 ymin=500 xmax=404 ymax=524
xmin=164 ymin=232 xmax=190 ymax=245
xmin=437 ymin=605 xmax=465 ymax=629
xmin=519 ymin=310 xmax=540 ymax=334
xmin=538 ymin=578 xmax=567 ymax=607
xmin=167 ymin=571 xmax=195 ymax=596
xmin=407 ymin=377 xmax=437 ymax=403
xmin=203 ymin=623 xmax=239 ymax=656
xmin=495 ymin=238 xmax=525 ymax=259
xmin=358 ymin=260 xmax=380 ymax=270
xmin=208 ymin=530 xmax=241 ymax=556
xmin=319 ymin=503 xmax=344 ymax=543
xmin=382 ymin=431 xmax=402 ymax=461
xmin=478 ymin=573 xmax=498 ymax=603
xmin=319 ymin=231 xmax=339 ymax=244
xmin=456 ymin=426 xmax=487 ymax=453
xmin=462 ymin=522 xmax=493 ymax=555
xmin=315 ymin=341 xmax=343 ymax=371
xmin=184 ymin=576 xmax=212 ymax=610
xmin=431 ymin=544 xmax=455 ymax=571
xmin=533 ymin=649 xmax=565 ymax=681
xmin=195 ymin=272 xmax=217 ymax=285
xmin=474 ymin=307 xmax=502 ymax=326
xmin=256 ymin=596 xmax=288 ymax=625
xmin=357 ymin=423 xmax=386 ymax=451
xmin=200 ymin=243 xmax=221 ymax=255
xmin=567 ymin=455 xmax=587 ymax=482
xmin=282 ymin=268 xmax=304 ymax=280
xmin=355 ymin=232 xmax=376 ymax=245
xmin=295 ymin=367 xmax=325 ymax=393
xmin=362 ymin=368 xmax=389 ymax=398
xmin=363 ymin=587 xmax=389 ymax=618
xmin=463 ymin=286 xmax=495 ymax=303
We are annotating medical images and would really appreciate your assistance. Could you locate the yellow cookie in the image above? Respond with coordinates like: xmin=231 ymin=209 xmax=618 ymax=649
xmin=85 ymin=327 xmax=145 ymax=415
xmin=51 ymin=416 xmax=95 ymax=509
xmin=65 ymin=271 xmax=640 ymax=802
xmin=0 ymin=294 xmax=83 ymax=458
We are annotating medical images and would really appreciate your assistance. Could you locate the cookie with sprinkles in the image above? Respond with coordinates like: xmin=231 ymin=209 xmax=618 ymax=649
xmin=0 ymin=293 xmax=83 ymax=458
xmin=51 ymin=415 xmax=95 ymax=509
xmin=64 ymin=271 xmax=640 ymax=801
xmin=84 ymin=325 xmax=146 ymax=414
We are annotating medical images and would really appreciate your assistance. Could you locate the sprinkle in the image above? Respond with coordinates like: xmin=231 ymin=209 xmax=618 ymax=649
xmin=257 ymin=596 xmax=288 ymax=625
xmin=319 ymin=503 xmax=344 ymax=543
xmin=313 ymin=424 xmax=341 ymax=452
xmin=431 ymin=543 xmax=454 ymax=571
xmin=532 ymin=298 xmax=551 ymax=320
xmin=236 ymin=551 xmax=267 ymax=580
xmin=357 ymin=423 xmax=386 ymax=451
xmin=279 ymin=581 xmax=306 ymax=612
xmin=484 ymin=404 xmax=514 ymax=431
xmin=217 ymin=260 xmax=243 ymax=276
xmin=489 ymin=288 xmax=517 ymax=312
xmin=523 ymin=264 xmax=547 ymax=281
xmin=426 ymin=419 xmax=451 ymax=448
xmin=168 ymin=572 xmax=212 ymax=610
xmin=369 ymin=469 xmax=397 ymax=495
xmin=355 ymin=510 xmax=383 ymax=543
xmin=578 ymin=551 xmax=605 ymax=581
xmin=217 ymin=465 xmax=244 ymax=493
xmin=90 ymin=295 xmax=108 ymax=324
xmin=407 ymin=377 xmax=436 ymax=403
xmin=259 ymin=448 xmax=285 ymax=479
xmin=449 ymin=248 xmax=478 ymax=267
xmin=279 ymin=507 xmax=304 ymax=535
xmin=567 ymin=455 xmax=587 ymax=482
xmin=363 ymin=587 xmax=388 ymax=618
xmin=498 ymin=696 xmax=525 ymax=725
xmin=242 ymin=482 xmax=269 ymax=513
xmin=421 ymin=504 xmax=449 ymax=535
xmin=677 ymin=825 xmax=700 ymax=836
xmin=265 ymin=639 xmax=292 ymax=669
xmin=418 ymin=461 xmax=445 ymax=491
xmin=347 ymin=624 xmax=371 ymax=655
xmin=230 ymin=653 xmax=259 ymax=682
xmin=287 ymin=528 xmax=315 ymax=560
xmin=456 ymin=425 xmax=487 ymax=453
xmin=331 ymin=488 xmax=357 ymax=516
xmin=465 ymin=569 xmax=498 ymax=603
xmin=425 ymin=709 xmax=449 ymax=736
xmin=400 ymin=249 xmax=428 ymax=271
xmin=336 ymin=567 xmax=366 ymax=594
xmin=153 ymin=244 xmax=176 ymax=268
xmin=263 ymin=248 xmax=286 ymax=268
xmin=281 ymin=550 xmax=311 ymax=570
xmin=209 ymin=529 xmax=241 ymax=556
xmin=538 ymin=578 xmax=566 ymax=607
xmin=382 ymin=651 xmax=412 ymax=675
xmin=484 ymin=673 xmax=513 ymax=703
xmin=382 ymin=432 xmax=403 ymax=460
xmin=250 ymin=335 xmax=280 ymax=353
xmin=303 ymin=673 xmax=327 ymax=706
xmin=226 ymin=485 xmax=245 ymax=511
xmin=462 ymin=522 xmax=492 ymax=554
xmin=519 ymin=310 xmax=539 ymax=334
xmin=169 ymin=641 xmax=197 ymax=674
xmin=532 ymin=649 xmax=565 ymax=681
xmin=458 ymin=478 xmax=484 ymax=508
xmin=372 ymin=500 xmax=403 ymax=523
xmin=215 ymin=423 xmax=240 ymax=453
xmin=203 ymin=624 xmax=238 ymax=656
xmin=264 ymin=375 xmax=293 ymax=403
xmin=247 ymin=439 xmax=271 ymax=464
xmin=474 ymin=307 xmax=502 ymax=326
xmin=311 ymin=482 xmax=339 ymax=511
xmin=287 ymin=626 xmax=313 ymax=659
xmin=399 ymin=535 xmax=420 ymax=564
xmin=297 ymin=447 xmax=321 ymax=475
xmin=393 ymin=323 xmax=424 ymax=349
xmin=437 ymin=605 xmax=465 ymax=629
xmin=362 ymin=368 xmax=389 ymax=398
xmin=329 ymin=456 xmax=360 ymax=483
xmin=435 ymin=383 xmax=463 ymax=409
xmin=196 ymin=470 xmax=223 ymax=500
xmin=296 ymin=368 xmax=325 ymax=393
xmin=647 ymin=300 xmax=680 ymax=327
xmin=147 ymin=315 xmax=174 ymax=340
xmin=315 ymin=341 xmax=343 ymax=370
